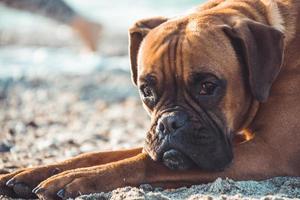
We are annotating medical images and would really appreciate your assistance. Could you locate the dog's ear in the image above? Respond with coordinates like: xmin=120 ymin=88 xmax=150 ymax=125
xmin=129 ymin=17 xmax=168 ymax=85
xmin=223 ymin=19 xmax=284 ymax=102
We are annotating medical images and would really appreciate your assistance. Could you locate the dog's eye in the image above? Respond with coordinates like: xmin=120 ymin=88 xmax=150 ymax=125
xmin=141 ymin=86 xmax=153 ymax=97
xmin=199 ymin=82 xmax=217 ymax=95
xmin=140 ymin=85 xmax=157 ymax=108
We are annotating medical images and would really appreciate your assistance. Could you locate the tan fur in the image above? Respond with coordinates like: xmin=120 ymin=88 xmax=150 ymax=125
xmin=261 ymin=0 xmax=285 ymax=31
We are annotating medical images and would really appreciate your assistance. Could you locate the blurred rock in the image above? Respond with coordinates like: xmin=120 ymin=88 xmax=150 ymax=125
xmin=0 ymin=169 xmax=9 ymax=174
xmin=26 ymin=120 xmax=38 ymax=128
xmin=140 ymin=184 xmax=153 ymax=192
xmin=0 ymin=140 xmax=13 ymax=152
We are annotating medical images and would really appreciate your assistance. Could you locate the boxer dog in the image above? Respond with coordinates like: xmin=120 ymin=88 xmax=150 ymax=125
xmin=1 ymin=0 xmax=299 ymax=199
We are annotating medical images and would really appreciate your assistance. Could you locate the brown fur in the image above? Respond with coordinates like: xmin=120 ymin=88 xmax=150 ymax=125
xmin=1 ymin=1 xmax=299 ymax=199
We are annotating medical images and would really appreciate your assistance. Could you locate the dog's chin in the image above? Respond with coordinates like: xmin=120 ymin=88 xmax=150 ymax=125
xmin=162 ymin=149 xmax=196 ymax=170
xmin=161 ymin=148 xmax=232 ymax=171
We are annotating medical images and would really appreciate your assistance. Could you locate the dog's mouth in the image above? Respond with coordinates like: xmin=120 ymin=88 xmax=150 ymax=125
xmin=144 ymin=129 xmax=198 ymax=170
xmin=143 ymin=108 xmax=233 ymax=171
xmin=144 ymin=122 xmax=233 ymax=171
xmin=143 ymin=142 xmax=196 ymax=170
xmin=162 ymin=149 xmax=196 ymax=170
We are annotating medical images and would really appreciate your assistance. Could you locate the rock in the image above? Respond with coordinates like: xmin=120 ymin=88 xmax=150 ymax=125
xmin=26 ymin=121 xmax=38 ymax=128
xmin=0 ymin=141 xmax=13 ymax=152
xmin=140 ymin=184 xmax=153 ymax=192
xmin=0 ymin=169 xmax=9 ymax=174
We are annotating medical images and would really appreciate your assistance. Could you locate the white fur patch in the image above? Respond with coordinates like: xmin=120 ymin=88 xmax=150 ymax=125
xmin=261 ymin=0 xmax=285 ymax=32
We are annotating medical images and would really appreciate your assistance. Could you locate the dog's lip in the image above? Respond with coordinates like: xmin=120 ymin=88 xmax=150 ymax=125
xmin=145 ymin=126 xmax=216 ymax=162
xmin=144 ymin=135 xmax=171 ymax=161
xmin=162 ymin=149 xmax=196 ymax=170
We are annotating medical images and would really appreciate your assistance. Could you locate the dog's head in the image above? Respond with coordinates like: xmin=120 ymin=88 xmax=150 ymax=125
xmin=129 ymin=15 xmax=284 ymax=171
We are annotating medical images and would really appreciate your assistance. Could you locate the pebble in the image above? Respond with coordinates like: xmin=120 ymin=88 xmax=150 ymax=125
xmin=0 ymin=141 xmax=13 ymax=152
xmin=139 ymin=184 xmax=153 ymax=192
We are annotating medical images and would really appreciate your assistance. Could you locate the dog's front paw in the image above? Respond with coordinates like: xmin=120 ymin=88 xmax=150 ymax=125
xmin=0 ymin=166 xmax=62 ymax=199
xmin=0 ymin=169 xmax=26 ymax=198
xmin=34 ymin=166 xmax=130 ymax=200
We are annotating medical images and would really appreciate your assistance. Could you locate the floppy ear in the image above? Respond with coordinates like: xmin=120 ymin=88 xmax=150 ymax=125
xmin=129 ymin=17 xmax=168 ymax=85
xmin=223 ymin=19 xmax=285 ymax=102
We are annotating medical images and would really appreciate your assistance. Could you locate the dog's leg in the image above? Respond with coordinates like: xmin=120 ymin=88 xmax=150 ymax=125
xmin=34 ymin=137 xmax=294 ymax=200
xmin=0 ymin=147 xmax=142 ymax=198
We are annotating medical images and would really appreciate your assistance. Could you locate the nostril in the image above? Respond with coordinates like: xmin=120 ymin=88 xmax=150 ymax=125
xmin=158 ymin=122 xmax=165 ymax=132
xmin=158 ymin=111 xmax=188 ymax=134
xmin=171 ymin=115 xmax=187 ymax=129
xmin=167 ymin=114 xmax=187 ymax=132
xmin=171 ymin=121 xmax=179 ymax=130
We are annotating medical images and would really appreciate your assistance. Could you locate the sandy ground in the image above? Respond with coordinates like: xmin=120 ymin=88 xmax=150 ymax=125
xmin=77 ymin=177 xmax=300 ymax=200
xmin=0 ymin=71 xmax=147 ymax=170
xmin=0 ymin=71 xmax=299 ymax=200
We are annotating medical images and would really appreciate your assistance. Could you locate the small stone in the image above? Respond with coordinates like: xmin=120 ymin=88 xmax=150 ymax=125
xmin=0 ymin=141 xmax=13 ymax=152
xmin=0 ymin=169 xmax=9 ymax=174
xmin=154 ymin=187 xmax=164 ymax=192
xmin=26 ymin=121 xmax=38 ymax=128
xmin=13 ymin=122 xmax=27 ymax=135
xmin=140 ymin=184 xmax=153 ymax=192
xmin=8 ymin=128 xmax=16 ymax=136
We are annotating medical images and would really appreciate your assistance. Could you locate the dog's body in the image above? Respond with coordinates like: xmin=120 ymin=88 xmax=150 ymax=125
xmin=1 ymin=0 xmax=300 ymax=199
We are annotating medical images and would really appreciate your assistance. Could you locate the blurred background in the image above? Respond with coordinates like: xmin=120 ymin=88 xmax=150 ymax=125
xmin=0 ymin=0 xmax=202 ymax=172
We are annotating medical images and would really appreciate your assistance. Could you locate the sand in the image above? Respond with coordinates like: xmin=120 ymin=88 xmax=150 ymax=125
xmin=77 ymin=177 xmax=300 ymax=200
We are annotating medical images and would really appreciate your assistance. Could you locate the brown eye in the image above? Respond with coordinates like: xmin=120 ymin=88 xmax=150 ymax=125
xmin=199 ymin=82 xmax=217 ymax=95
xmin=140 ymin=85 xmax=157 ymax=108
xmin=142 ymin=86 xmax=153 ymax=97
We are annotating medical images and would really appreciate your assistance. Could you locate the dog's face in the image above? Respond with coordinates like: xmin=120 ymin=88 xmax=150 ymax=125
xmin=129 ymin=15 xmax=284 ymax=171
xmin=137 ymin=20 xmax=247 ymax=171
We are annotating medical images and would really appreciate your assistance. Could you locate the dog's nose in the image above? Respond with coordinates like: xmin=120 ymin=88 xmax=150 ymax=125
xmin=157 ymin=111 xmax=188 ymax=134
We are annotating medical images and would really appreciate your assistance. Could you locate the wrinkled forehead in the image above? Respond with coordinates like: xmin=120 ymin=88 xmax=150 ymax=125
xmin=137 ymin=20 xmax=239 ymax=83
